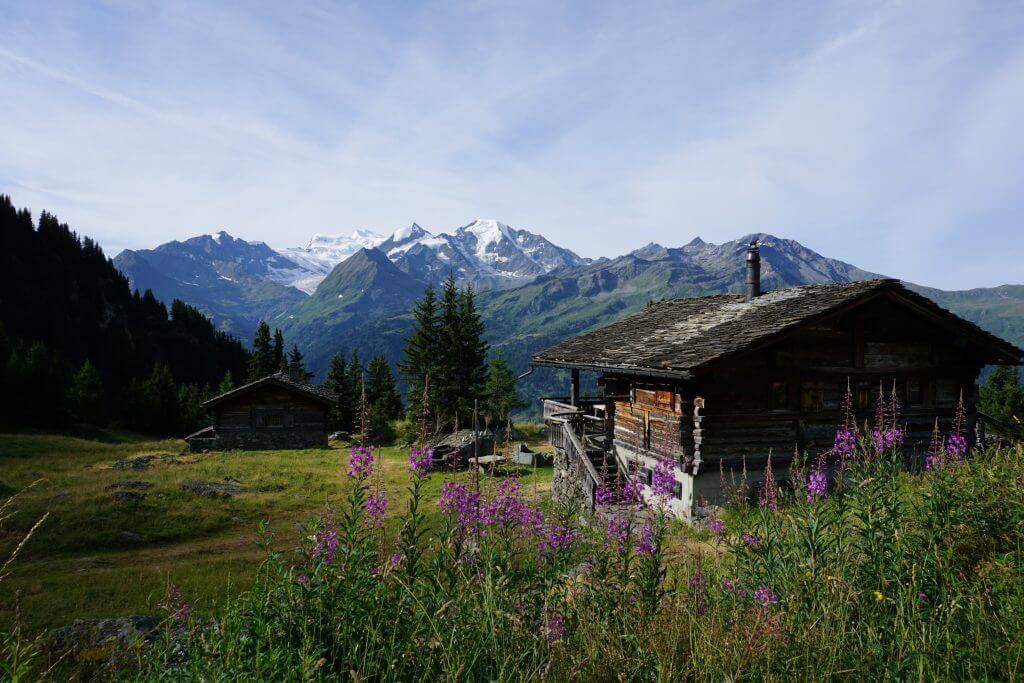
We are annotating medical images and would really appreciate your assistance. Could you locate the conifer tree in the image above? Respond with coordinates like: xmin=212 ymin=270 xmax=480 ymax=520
xmin=366 ymin=354 xmax=403 ymax=421
xmin=287 ymin=344 xmax=312 ymax=381
xmin=435 ymin=274 xmax=463 ymax=429
xmin=346 ymin=350 xmax=363 ymax=405
xmin=400 ymin=284 xmax=441 ymax=421
xmin=69 ymin=360 xmax=105 ymax=426
xmin=325 ymin=351 xmax=355 ymax=432
xmin=217 ymin=370 xmax=235 ymax=394
xmin=457 ymin=283 xmax=489 ymax=419
xmin=483 ymin=352 xmax=525 ymax=427
xmin=249 ymin=321 xmax=274 ymax=380
xmin=272 ymin=329 xmax=285 ymax=370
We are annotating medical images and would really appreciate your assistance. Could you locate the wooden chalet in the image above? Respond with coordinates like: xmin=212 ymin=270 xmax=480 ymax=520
xmin=533 ymin=243 xmax=1024 ymax=518
xmin=185 ymin=371 xmax=336 ymax=451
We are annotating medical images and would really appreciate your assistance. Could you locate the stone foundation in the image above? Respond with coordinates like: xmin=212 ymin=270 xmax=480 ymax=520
xmin=188 ymin=428 xmax=328 ymax=452
xmin=551 ymin=448 xmax=589 ymax=513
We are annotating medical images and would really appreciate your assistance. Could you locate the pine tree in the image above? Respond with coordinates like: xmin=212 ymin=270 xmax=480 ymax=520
xmin=980 ymin=366 xmax=1024 ymax=427
xmin=249 ymin=321 xmax=274 ymax=381
xmin=435 ymin=274 xmax=463 ymax=429
xmin=217 ymin=370 xmax=235 ymax=395
xmin=457 ymin=283 xmax=489 ymax=421
xmin=177 ymin=383 xmax=208 ymax=434
xmin=325 ymin=351 xmax=355 ymax=432
xmin=346 ymin=350 xmax=363 ymax=408
xmin=69 ymin=360 xmax=105 ymax=426
xmin=400 ymin=285 xmax=441 ymax=420
xmin=483 ymin=352 xmax=525 ymax=427
xmin=287 ymin=344 xmax=312 ymax=381
xmin=272 ymin=329 xmax=285 ymax=370
xmin=366 ymin=354 xmax=403 ymax=421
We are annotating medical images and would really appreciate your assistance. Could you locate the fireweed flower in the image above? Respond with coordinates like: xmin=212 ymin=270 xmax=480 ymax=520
xmin=753 ymin=586 xmax=778 ymax=607
xmin=348 ymin=445 xmax=375 ymax=479
xmin=741 ymin=533 xmax=760 ymax=546
xmin=605 ymin=513 xmax=628 ymax=551
xmin=758 ymin=457 xmax=779 ymax=510
xmin=364 ymin=489 xmax=388 ymax=525
xmin=173 ymin=603 xmax=191 ymax=623
xmin=409 ymin=447 xmax=432 ymax=478
xmin=651 ymin=457 xmax=677 ymax=498
xmin=635 ymin=523 xmax=656 ymax=556
xmin=708 ymin=518 xmax=725 ymax=537
xmin=871 ymin=426 xmax=905 ymax=455
xmin=539 ymin=523 xmax=576 ymax=554
xmin=806 ymin=468 xmax=828 ymax=503
xmin=594 ymin=486 xmax=616 ymax=507
xmin=946 ymin=432 xmax=968 ymax=459
xmin=439 ymin=481 xmax=481 ymax=530
xmin=312 ymin=528 xmax=339 ymax=564
xmin=544 ymin=612 xmax=567 ymax=641
xmin=832 ymin=428 xmax=857 ymax=461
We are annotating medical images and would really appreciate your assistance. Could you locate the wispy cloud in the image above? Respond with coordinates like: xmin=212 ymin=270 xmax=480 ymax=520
xmin=1 ymin=0 xmax=1022 ymax=288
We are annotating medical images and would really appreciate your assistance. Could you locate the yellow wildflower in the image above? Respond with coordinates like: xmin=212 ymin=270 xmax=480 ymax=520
xmin=873 ymin=591 xmax=884 ymax=602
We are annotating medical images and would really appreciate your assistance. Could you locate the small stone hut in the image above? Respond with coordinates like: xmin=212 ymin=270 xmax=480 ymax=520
xmin=534 ymin=243 xmax=1024 ymax=518
xmin=185 ymin=371 xmax=336 ymax=451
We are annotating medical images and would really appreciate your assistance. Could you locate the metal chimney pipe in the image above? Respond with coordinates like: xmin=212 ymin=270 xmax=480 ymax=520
xmin=745 ymin=240 xmax=761 ymax=301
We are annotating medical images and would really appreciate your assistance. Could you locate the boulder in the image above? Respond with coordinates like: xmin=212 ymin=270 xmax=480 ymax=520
xmin=106 ymin=480 xmax=153 ymax=492
xmin=112 ymin=456 xmax=154 ymax=471
xmin=110 ymin=490 xmax=146 ymax=505
xmin=47 ymin=615 xmax=159 ymax=660
xmin=180 ymin=479 xmax=246 ymax=498
xmin=429 ymin=429 xmax=494 ymax=469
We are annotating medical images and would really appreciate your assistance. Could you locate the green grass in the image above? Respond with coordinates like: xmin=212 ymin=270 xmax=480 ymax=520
xmin=0 ymin=430 xmax=553 ymax=632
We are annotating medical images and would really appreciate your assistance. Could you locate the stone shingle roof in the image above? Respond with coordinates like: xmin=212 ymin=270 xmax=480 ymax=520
xmin=203 ymin=371 xmax=337 ymax=408
xmin=532 ymin=279 xmax=1023 ymax=377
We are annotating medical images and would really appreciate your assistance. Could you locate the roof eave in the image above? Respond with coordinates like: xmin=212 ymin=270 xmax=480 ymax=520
xmin=531 ymin=358 xmax=693 ymax=380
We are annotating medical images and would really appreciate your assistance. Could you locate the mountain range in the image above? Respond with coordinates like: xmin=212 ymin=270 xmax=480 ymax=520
xmin=113 ymin=224 xmax=1024 ymax=407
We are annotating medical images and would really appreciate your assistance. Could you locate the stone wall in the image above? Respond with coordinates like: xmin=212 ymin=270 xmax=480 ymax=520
xmin=551 ymin=447 xmax=588 ymax=512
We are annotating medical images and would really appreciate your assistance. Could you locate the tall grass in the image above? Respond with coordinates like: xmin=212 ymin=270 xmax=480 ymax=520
xmin=121 ymin=433 xmax=1024 ymax=681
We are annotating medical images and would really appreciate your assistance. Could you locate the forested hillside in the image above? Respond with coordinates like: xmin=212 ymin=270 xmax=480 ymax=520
xmin=0 ymin=196 xmax=249 ymax=433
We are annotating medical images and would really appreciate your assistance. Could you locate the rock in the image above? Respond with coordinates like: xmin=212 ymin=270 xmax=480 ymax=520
xmin=112 ymin=456 xmax=154 ymax=471
xmin=46 ymin=615 xmax=159 ymax=660
xmin=180 ymin=479 xmax=246 ymax=498
xmin=106 ymin=480 xmax=153 ymax=492
xmin=511 ymin=442 xmax=537 ymax=466
xmin=111 ymin=490 xmax=146 ymax=505
xmin=120 ymin=530 xmax=147 ymax=543
xmin=329 ymin=431 xmax=350 ymax=441
xmin=428 ymin=429 xmax=495 ymax=469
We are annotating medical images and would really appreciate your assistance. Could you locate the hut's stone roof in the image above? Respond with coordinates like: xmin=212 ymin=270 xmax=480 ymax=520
xmin=203 ymin=371 xmax=337 ymax=408
xmin=532 ymin=279 xmax=1023 ymax=377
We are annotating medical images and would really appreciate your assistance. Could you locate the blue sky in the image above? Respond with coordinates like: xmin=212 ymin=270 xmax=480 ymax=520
xmin=1 ymin=1 xmax=1023 ymax=290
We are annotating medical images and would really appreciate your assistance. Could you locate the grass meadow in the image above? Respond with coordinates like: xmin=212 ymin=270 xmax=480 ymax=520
xmin=0 ymin=430 xmax=554 ymax=634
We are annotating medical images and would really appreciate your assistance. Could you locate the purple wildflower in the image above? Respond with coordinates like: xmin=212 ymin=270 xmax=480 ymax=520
xmin=832 ymin=428 xmax=857 ymax=462
xmin=389 ymin=552 xmax=402 ymax=567
xmin=172 ymin=603 xmax=191 ymax=623
xmin=651 ymin=457 xmax=676 ymax=498
xmin=918 ymin=592 xmax=927 ymax=601
xmin=605 ymin=513 xmax=628 ymax=551
xmin=348 ymin=445 xmax=375 ymax=479
xmin=635 ymin=523 xmax=656 ymax=556
xmin=539 ymin=523 xmax=576 ymax=554
xmin=544 ymin=612 xmax=567 ymax=641
xmin=296 ymin=573 xmax=309 ymax=587
xmin=753 ymin=586 xmax=778 ymax=607
xmin=364 ymin=489 xmax=388 ymax=524
xmin=741 ymin=533 xmax=760 ymax=546
xmin=708 ymin=518 xmax=725 ymax=538
xmin=439 ymin=481 xmax=481 ymax=530
xmin=758 ymin=456 xmax=778 ymax=510
xmin=594 ymin=486 xmax=616 ymax=507
xmin=408 ymin=446 xmax=432 ymax=478
xmin=312 ymin=528 xmax=339 ymax=563
xmin=806 ymin=467 xmax=828 ymax=503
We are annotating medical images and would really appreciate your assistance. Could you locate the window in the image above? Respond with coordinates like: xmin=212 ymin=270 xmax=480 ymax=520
xmin=907 ymin=378 xmax=923 ymax=406
xmin=801 ymin=382 xmax=825 ymax=412
xmin=260 ymin=413 xmax=284 ymax=428
xmin=769 ymin=382 xmax=788 ymax=411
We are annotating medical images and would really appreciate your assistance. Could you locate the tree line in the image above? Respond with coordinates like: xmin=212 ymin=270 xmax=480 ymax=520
xmin=0 ymin=195 xmax=251 ymax=435
xmin=321 ymin=275 xmax=525 ymax=443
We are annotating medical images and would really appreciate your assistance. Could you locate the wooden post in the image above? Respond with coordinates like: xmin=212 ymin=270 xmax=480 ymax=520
xmin=570 ymin=368 xmax=580 ymax=406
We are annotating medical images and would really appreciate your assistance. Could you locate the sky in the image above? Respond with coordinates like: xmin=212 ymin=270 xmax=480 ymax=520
xmin=1 ymin=1 xmax=1023 ymax=290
